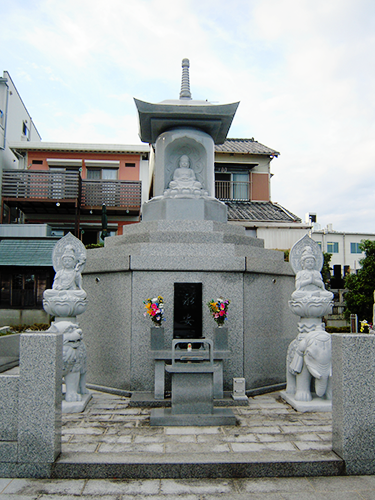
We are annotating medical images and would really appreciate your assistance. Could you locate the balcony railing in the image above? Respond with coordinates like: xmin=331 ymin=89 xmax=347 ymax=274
xmin=1 ymin=170 xmax=142 ymax=211
xmin=81 ymin=179 xmax=141 ymax=209
xmin=215 ymin=180 xmax=250 ymax=201
xmin=2 ymin=170 xmax=80 ymax=200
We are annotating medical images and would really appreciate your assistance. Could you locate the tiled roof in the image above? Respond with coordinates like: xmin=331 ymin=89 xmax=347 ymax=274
xmin=215 ymin=138 xmax=279 ymax=156
xmin=0 ymin=239 xmax=55 ymax=266
xmin=226 ymin=201 xmax=302 ymax=223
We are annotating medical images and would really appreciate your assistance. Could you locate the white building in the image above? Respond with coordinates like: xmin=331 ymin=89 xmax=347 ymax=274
xmin=0 ymin=71 xmax=41 ymax=213
xmin=310 ymin=226 xmax=375 ymax=273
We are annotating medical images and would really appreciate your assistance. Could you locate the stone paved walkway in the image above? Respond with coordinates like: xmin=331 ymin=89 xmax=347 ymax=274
xmin=2 ymin=390 xmax=375 ymax=498
xmin=61 ymin=390 xmax=333 ymax=455
xmin=2 ymin=474 xmax=375 ymax=499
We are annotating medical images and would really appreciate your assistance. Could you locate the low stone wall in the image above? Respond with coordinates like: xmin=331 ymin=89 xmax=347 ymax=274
xmin=332 ymin=333 xmax=375 ymax=474
xmin=0 ymin=332 xmax=63 ymax=477
xmin=0 ymin=309 xmax=50 ymax=327
xmin=0 ymin=334 xmax=20 ymax=372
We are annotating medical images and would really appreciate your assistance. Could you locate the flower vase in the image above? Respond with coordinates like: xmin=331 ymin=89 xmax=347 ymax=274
xmin=150 ymin=326 xmax=164 ymax=350
xmin=214 ymin=326 xmax=228 ymax=350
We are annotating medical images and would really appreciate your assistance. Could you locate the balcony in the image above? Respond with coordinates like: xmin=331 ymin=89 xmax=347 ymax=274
xmin=1 ymin=170 xmax=80 ymax=215
xmin=81 ymin=179 xmax=141 ymax=211
xmin=2 ymin=170 xmax=80 ymax=201
xmin=1 ymin=170 xmax=142 ymax=216
xmin=215 ymin=180 xmax=250 ymax=201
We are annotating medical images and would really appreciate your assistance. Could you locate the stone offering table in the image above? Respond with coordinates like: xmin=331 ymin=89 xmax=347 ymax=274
xmin=150 ymin=339 xmax=236 ymax=426
xmin=151 ymin=347 xmax=230 ymax=400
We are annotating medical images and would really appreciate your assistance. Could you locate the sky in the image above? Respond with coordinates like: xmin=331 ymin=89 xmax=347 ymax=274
xmin=1 ymin=0 xmax=375 ymax=233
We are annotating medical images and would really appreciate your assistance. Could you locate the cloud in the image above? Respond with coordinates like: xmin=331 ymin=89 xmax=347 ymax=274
xmin=2 ymin=0 xmax=375 ymax=233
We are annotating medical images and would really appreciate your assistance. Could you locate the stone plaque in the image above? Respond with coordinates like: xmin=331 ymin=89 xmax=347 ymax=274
xmin=173 ymin=282 xmax=202 ymax=339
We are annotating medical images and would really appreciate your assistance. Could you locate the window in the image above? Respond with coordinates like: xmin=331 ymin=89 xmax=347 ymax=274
xmin=87 ymin=168 xmax=118 ymax=180
xmin=215 ymin=172 xmax=249 ymax=200
xmin=350 ymin=242 xmax=362 ymax=254
xmin=327 ymin=242 xmax=339 ymax=253
xmin=22 ymin=120 xmax=29 ymax=138
xmin=125 ymin=163 xmax=136 ymax=168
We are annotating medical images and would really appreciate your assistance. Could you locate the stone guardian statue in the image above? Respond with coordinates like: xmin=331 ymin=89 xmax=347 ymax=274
xmin=43 ymin=233 xmax=90 ymax=411
xmin=281 ymin=234 xmax=334 ymax=410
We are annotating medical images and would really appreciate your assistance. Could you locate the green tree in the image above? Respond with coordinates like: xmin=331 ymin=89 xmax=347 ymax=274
xmin=321 ymin=252 xmax=332 ymax=289
xmin=344 ymin=240 xmax=375 ymax=323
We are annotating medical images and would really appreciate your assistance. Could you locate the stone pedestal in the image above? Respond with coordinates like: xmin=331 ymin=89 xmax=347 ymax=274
xmin=214 ymin=327 xmax=228 ymax=350
xmin=150 ymin=327 xmax=164 ymax=351
xmin=142 ymin=197 xmax=227 ymax=223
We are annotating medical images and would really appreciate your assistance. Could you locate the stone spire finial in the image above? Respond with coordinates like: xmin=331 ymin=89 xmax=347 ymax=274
xmin=179 ymin=58 xmax=192 ymax=100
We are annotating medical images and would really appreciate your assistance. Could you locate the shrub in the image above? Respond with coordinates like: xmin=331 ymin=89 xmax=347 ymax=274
xmin=3 ymin=323 xmax=50 ymax=334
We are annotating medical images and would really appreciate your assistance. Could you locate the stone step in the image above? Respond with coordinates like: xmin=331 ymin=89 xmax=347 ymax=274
xmin=52 ymin=451 xmax=344 ymax=479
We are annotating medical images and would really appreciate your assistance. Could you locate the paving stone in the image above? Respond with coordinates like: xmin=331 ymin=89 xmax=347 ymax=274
xmin=219 ymin=434 xmax=258 ymax=443
xmin=317 ymin=432 xmax=332 ymax=441
xmin=2 ymin=478 xmax=85 ymax=495
xmin=231 ymin=442 xmax=269 ymax=452
xmin=279 ymin=492 xmax=363 ymax=499
xmin=0 ymin=495 xmax=41 ymax=500
xmin=160 ymin=478 xmax=233 ymax=494
xmin=280 ymin=425 xmax=331 ymax=434
xmin=164 ymin=435 xmax=196 ymax=443
xmin=244 ymin=426 xmax=281 ymax=434
xmin=294 ymin=441 xmax=332 ymax=451
xmin=97 ymin=442 xmax=164 ymax=453
xmin=164 ymin=426 xmax=221 ymax=435
xmin=306 ymin=475 xmax=375 ymax=492
xmin=62 ymin=427 xmax=105 ymax=435
xmin=0 ymin=479 xmax=12 ymax=492
xmin=238 ymin=476 xmax=315 ymax=493
xmin=104 ymin=423 xmax=136 ymax=432
xmin=165 ymin=442 xmax=230 ymax=453
xmin=62 ymin=443 xmax=98 ymax=453
xmin=133 ymin=435 xmax=165 ymax=443
xmin=84 ymin=479 xmax=160 ymax=495
xmin=39 ymin=495 xmax=119 ymax=500
xmin=284 ymin=433 xmax=322 ymax=442
xmin=204 ymin=494 xmax=283 ymax=500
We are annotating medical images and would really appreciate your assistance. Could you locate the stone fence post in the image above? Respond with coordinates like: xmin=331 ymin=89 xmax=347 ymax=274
xmin=332 ymin=333 xmax=375 ymax=474
xmin=18 ymin=332 xmax=63 ymax=465
xmin=0 ymin=331 xmax=63 ymax=477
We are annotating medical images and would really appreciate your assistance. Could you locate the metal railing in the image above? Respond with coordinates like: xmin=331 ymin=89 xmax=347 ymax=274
xmin=81 ymin=179 xmax=142 ymax=209
xmin=1 ymin=170 xmax=80 ymax=200
xmin=215 ymin=180 xmax=250 ymax=201
xmin=1 ymin=171 xmax=142 ymax=210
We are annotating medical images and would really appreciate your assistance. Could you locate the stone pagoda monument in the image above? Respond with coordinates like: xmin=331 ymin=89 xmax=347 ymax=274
xmin=135 ymin=58 xmax=237 ymax=223
xmin=80 ymin=59 xmax=297 ymax=399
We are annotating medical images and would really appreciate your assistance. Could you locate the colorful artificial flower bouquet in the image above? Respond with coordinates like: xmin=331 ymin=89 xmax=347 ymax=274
xmin=360 ymin=319 xmax=373 ymax=333
xmin=143 ymin=296 xmax=165 ymax=326
xmin=207 ymin=297 xmax=230 ymax=327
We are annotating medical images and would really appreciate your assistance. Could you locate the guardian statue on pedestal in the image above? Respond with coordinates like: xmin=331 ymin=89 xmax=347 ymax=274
xmin=43 ymin=233 xmax=91 ymax=411
xmin=281 ymin=235 xmax=334 ymax=411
